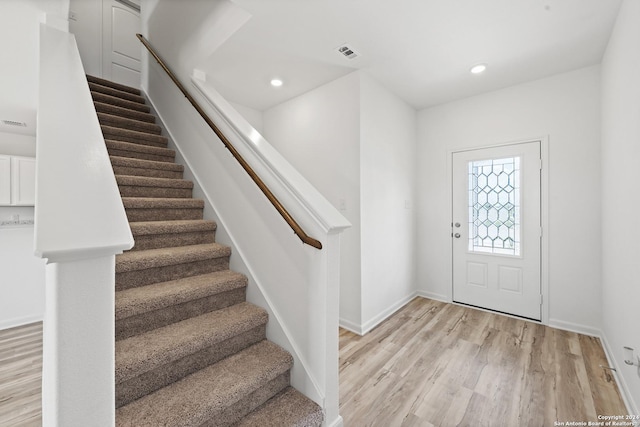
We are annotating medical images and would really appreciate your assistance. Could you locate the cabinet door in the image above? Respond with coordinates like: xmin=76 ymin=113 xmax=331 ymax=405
xmin=11 ymin=157 xmax=36 ymax=206
xmin=0 ymin=156 xmax=10 ymax=205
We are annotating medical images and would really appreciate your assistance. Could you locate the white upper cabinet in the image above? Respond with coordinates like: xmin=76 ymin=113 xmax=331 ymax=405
xmin=0 ymin=155 xmax=36 ymax=206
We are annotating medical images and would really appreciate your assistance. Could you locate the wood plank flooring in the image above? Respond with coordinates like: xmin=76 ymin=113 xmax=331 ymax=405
xmin=0 ymin=322 xmax=42 ymax=427
xmin=339 ymin=297 xmax=629 ymax=427
xmin=0 ymin=300 xmax=629 ymax=427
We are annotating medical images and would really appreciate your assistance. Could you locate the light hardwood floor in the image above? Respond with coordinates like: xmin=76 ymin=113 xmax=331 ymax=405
xmin=0 ymin=322 xmax=42 ymax=427
xmin=0 ymin=300 xmax=629 ymax=427
xmin=340 ymin=297 xmax=628 ymax=427
xmin=340 ymin=298 xmax=627 ymax=427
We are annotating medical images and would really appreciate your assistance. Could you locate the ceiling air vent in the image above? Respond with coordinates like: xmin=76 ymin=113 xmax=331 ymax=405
xmin=1 ymin=120 xmax=27 ymax=128
xmin=336 ymin=44 xmax=360 ymax=60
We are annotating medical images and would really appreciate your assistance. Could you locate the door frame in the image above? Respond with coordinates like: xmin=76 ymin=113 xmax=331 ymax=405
xmin=446 ymin=136 xmax=550 ymax=324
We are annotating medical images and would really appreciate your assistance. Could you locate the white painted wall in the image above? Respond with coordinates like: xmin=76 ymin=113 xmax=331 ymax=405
xmin=0 ymin=0 xmax=69 ymax=331
xmin=417 ymin=66 xmax=602 ymax=334
xmin=263 ymin=72 xmax=363 ymax=329
xmin=359 ymin=73 xmax=417 ymax=332
xmin=600 ymin=0 xmax=640 ymax=414
xmin=263 ymin=71 xmax=418 ymax=333
xmin=230 ymin=101 xmax=263 ymax=134
xmin=68 ymin=0 xmax=103 ymax=77
xmin=0 ymin=225 xmax=45 ymax=329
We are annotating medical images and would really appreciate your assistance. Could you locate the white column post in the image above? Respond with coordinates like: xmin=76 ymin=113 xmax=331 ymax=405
xmin=42 ymin=256 xmax=116 ymax=427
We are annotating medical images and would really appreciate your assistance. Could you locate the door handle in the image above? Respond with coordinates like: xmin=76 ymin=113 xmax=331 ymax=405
xmin=454 ymin=233 xmax=461 ymax=238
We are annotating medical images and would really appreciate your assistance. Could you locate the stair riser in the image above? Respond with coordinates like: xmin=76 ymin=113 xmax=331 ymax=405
xmin=116 ymin=287 xmax=246 ymax=340
xmin=102 ymin=127 xmax=168 ymax=148
xmin=210 ymin=373 xmax=291 ymax=427
xmin=124 ymin=207 xmax=204 ymax=222
xmin=116 ymin=325 xmax=266 ymax=408
xmin=129 ymin=230 xmax=215 ymax=251
xmin=98 ymin=114 xmax=162 ymax=135
xmin=116 ymin=258 xmax=229 ymax=291
xmin=89 ymin=82 xmax=146 ymax=104
xmin=91 ymin=92 xmax=150 ymax=113
xmin=118 ymin=185 xmax=193 ymax=199
xmin=95 ymin=102 xmax=156 ymax=123
xmin=112 ymin=165 xmax=183 ymax=179
xmin=108 ymin=148 xmax=175 ymax=163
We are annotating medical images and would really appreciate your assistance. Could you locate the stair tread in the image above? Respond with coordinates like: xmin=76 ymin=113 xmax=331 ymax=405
xmin=94 ymin=101 xmax=156 ymax=123
xmin=87 ymin=75 xmax=141 ymax=95
xmin=116 ymin=175 xmax=194 ymax=189
xmin=109 ymin=156 xmax=183 ymax=171
xmin=129 ymin=219 xmax=215 ymax=236
xmin=116 ymin=243 xmax=230 ymax=273
xmin=115 ymin=270 xmax=246 ymax=321
xmin=91 ymin=91 xmax=151 ymax=113
xmin=122 ymin=197 xmax=204 ymax=209
xmin=97 ymin=112 xmax=162 ymax=135
xmin=106 ymin=140 xmax=174 ymax=156
xmin=89 ymin=81 xmax=146 ymax=104
xmin=116 ymin=340 xmax=292 ymax=425
xmin=102 ymin=125 xmax=168 ymax=147
xmin=237 ymin=387 xmax=323 ymax=427
xmin=116 ymin=302 xmax=268 ymax=383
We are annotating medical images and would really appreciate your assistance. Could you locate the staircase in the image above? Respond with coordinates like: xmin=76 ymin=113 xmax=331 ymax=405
xmin=87 ymin=75 xmax=324 ymax=427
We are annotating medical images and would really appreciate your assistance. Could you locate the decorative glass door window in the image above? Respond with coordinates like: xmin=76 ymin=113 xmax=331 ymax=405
xmin=468 ymin=157 xmax=520 ymax=256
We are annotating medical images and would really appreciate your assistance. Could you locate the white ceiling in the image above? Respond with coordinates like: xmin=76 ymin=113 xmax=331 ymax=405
xmin=204 ymin=0 xmax=622 ymax=111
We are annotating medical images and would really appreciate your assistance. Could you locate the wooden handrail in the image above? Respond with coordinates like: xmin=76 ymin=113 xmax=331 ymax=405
xmin=136 ymin=34 xmax=322 ymax=249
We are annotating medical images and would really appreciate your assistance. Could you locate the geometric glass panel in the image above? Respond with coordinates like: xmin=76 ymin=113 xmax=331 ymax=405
xmin=468 ymin=157 xmax=520 ymax=255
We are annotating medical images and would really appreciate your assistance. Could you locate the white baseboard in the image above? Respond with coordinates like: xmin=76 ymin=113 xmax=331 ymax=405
xmin=548 ymin=318 xmax=601 ymax=337
xmin=325 ymin=415 xmax=344 ymax=427
xmin=416 ymin=289 xmax=449 ymax=303
xmin=360 ymin=293 xmax=417 ymax=335
xmin=339 ymin=293 xmax=418 ymax=336
xmin=338 ymin=318 xmax=363 ymax=335
xmin=600 ymin=332 xmax=639 ymax=416
xmin=0 ymin=314 xmax=43 ymax=331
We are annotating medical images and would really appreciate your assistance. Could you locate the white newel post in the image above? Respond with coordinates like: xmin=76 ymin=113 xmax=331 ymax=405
xmin=42 ymin=257 xmax=116 ymax=427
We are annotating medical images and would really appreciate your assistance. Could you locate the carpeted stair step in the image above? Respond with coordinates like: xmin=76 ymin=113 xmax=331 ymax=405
xmin=87 ymin=74 xmax=141 ymax=96
xmin=115 ymin=243 xmax=231 ymax=290
xmin=88 ymin=81 xmax=146 ymax=104
xmin=94 ymin=101 xmax=156 ymax=123
xmin=115 ymin=340 xmax=293 ymax=427
xmin=236 ymin=387 xmax=324 ymax=427
xmin=116 ymin=175 xmax=194 ymax=199
xmin=102 ymin=125 xmax=168 ymax=148
xmin=91 ymin=91 xmax=151 ymax=113
xmin=106 ymin=140 xmax=175 ymax=163
xmin=128 ymin=219 xmax=216 ymax=251
xmin=115 ymin=270 xmax=247 ymax=340
xmin=109 ymin=156 xmax=184 ymax=179
xmin=115 ymin=302 xmax=268 ymax=408
xmin=98 ymin=112 xmax=162 ymax=135
xmin=122 ymin=197 xmax=204 ymax=222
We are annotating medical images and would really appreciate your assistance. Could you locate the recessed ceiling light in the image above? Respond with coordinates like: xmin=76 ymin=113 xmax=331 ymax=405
xmin=270 ymin=78 xmax=283 ymax=87
xmin=470 ymin=64 xmax=487 ymax=74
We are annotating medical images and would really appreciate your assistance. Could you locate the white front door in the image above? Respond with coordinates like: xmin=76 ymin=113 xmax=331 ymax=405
xmin=452 ymin=141 xmax=542 ymax=320
xmin=102 ymin=0 xmax=141 ymax=87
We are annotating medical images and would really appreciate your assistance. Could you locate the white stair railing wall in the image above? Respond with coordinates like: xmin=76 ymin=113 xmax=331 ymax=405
xmin=35 ymin=24 xmax=134 ymax=426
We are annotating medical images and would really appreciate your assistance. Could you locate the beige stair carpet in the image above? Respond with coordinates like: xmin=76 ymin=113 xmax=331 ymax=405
xmin=87 ymin=74 xmax=323 ymax=427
